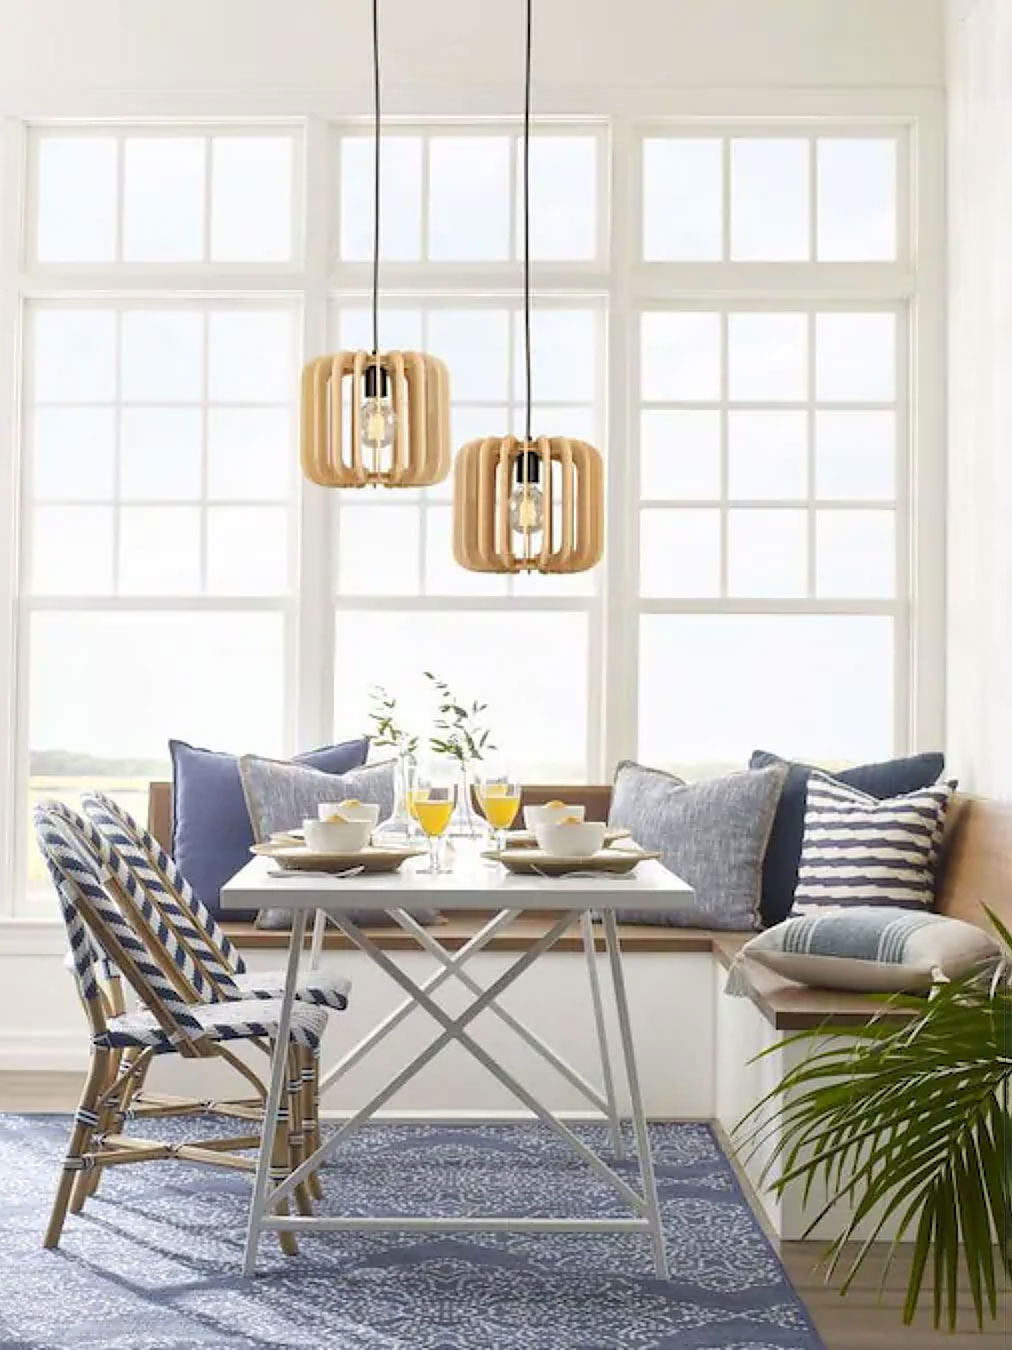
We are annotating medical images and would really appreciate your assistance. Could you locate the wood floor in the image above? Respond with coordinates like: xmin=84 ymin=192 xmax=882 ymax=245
xmin=2 ymin=1073 xmax=1009 ymax=1349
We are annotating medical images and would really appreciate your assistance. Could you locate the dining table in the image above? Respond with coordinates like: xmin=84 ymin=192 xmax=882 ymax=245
xmin=220 ymin=841 xmax=695 ymax=1277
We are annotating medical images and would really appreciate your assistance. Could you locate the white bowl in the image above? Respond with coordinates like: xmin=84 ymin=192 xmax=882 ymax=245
xmin=523 ymin=802 xmax=586 ymax=831
xmin=316 ymin=800 xmax=380 ymax=828
xmin=534 ymin=820 xmax=606 ymax=859
xmin=303 ymin=817 xmax=372 ymax=853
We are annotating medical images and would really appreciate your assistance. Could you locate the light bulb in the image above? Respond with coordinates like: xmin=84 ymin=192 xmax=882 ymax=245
xmin=508 ymin=481 xmax=544 ymax=535
xmin=360 ymin=395 xmax=396 ymax=454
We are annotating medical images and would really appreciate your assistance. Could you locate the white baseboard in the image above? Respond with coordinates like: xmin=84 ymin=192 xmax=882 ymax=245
xmin=0 ymin=1032 xmax=85 ymax=1073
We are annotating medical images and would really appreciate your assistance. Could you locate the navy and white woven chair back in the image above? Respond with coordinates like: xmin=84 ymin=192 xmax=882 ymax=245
xmin=81 ymin=790 xmax=246 ymax=978
xmin=81 ymin=792 xmax=244 ymax=998
xmin=34 ymin=812 xmax=106 ymax=1010
xmin=34 ymin=802 xmax=208 ymax=1042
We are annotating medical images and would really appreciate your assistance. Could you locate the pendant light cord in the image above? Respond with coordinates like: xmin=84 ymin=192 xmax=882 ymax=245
xmin=371 ymin=0 xmax=381 ymax=356
xmin=522 ymin=0 xmax=533 ymax=445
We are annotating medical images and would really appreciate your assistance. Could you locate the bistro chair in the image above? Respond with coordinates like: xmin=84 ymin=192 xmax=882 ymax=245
xmin=82 ymin=790 xmax=352 ymax=1186
xmin=35 ymin=801 xmax=329 ymax=1254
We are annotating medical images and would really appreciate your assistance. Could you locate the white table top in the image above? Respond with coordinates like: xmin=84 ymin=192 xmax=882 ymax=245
xmin=222 ymin=846 xmax=695 ymax=916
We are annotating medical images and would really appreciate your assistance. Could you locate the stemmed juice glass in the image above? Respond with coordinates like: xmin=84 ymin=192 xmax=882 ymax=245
xmin=476 ymin=772 xmax=522 ymax=854
xmin=409 ymin=766 xmax=457 ymax=875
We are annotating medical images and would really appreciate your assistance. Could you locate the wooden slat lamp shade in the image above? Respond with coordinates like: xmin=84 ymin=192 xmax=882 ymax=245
xmin=300 ymin=350 xmax=451 ymax=488
xmin=453 ymin=435 xmax=604 ymax=573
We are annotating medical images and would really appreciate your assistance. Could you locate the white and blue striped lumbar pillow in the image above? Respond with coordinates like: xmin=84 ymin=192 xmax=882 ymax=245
xmin=726 ymin=906 xmax=1000 ymax=994
xmin=791 ymin=772 xmax=953 ymax=916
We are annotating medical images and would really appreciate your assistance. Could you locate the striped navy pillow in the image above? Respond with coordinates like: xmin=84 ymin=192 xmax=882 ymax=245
xmin=792 ymin=772 xmax=953 ymax=915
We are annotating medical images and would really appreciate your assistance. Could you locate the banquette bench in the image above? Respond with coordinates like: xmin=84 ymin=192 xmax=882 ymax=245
xmin=147 ymin=780 xmax=1012 ymax=1031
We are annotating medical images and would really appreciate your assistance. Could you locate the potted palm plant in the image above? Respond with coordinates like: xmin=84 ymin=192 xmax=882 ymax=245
xmin=738 ymin=909 xmax=1011 ymax=1331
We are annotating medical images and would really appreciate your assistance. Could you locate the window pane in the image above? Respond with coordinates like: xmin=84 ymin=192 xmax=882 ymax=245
xmin=818 ymin=138 xmax=896 ymax=262
xmin=119 ymin=506 xmax=201 ymax=594
xmin=816 ymin=312 xmax=896 ymax=402
xmin=336 ymin=305 xmax=424 ymax=354
xmin=525 ymin=405 xmax=597 ymax=443
xmin=816 ymin=510 xmax=895 ymax=598
xmin=31 ymin=506 xmax=114 ymax=595
xmin=123 ymin=138 xmax=205 ymax=261
xmin=641 ymin=410 xmax=720 ymax=500
xmin=336 ymin=505 xmax=420 ymax=595
xmin=815 ymin=411 xmax=895 ymax=500
xmin=424 ymin=505 xmax=508 ymax=597
xmin=340 ymin=136 xmax=422 ymax=262
xmin=728 ymin=312 xmax=807 ymax=402
xmin=334 ymin=611 xmax=589 ymax=780
xmin=33 ymin=310 xmax=116 ymax=403
xmin=207 ymin=506 xmax=288 ymax=594
xmin=428 ymin=310 xmax=509 ymax=401
xmin=641 ymin=312 xmax=720 ymax=402
xmin=212 ymin=137 xmax=293 ymax=262
xmin=643 ymin=138 xmax=722 ymax=262
xmin=120 ymin=408 xmax=203 ymax=499
xmin=207 ymin=408 xmax=291 ymax=501
xmin=429 ymin=137 xmax=510 ymax=260
xmin=728 ymin=508 xmax=807 ymax=598
xmin=517 ymin=136 xmax=597 ymax=261
xmin=513 ymin=309 xmax=596 ymax=403
xmin=728 ymin=411 xmax=807 ymax=500
xmin=27 ymin=610 xmax=285 ymax=892
xmin=208 ymin=310 xmax=293 ymax=403
xmin=639 ymin=614 xmax=893 ymax=771
xmin=731 ymin=139 xmax=809 ymax=261
xmin=121 ymin=311 xmax=203 ymax=402
xmin=32 ymin=408 xmax=116 ymax=501
xmin=640 ymin=508 xmax=720 ymax=598
xmin=36 ymin=137 xmax=117 ymax=262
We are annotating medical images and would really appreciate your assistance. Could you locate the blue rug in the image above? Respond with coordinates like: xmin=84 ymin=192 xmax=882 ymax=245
xmin=0 ymin=1115 xmax=824 ymax=1349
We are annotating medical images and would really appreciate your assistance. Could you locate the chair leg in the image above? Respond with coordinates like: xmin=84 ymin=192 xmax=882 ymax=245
xmin=268 ymin=1054 xmax=298 ymax=1257
xmin=45 ymin=1049 xmax=109 ymax=1249
xmin=287 ymin=1048 xmax=313 ymax=1218
xmin=70 ymin=1045 xmax=122 ymax=1213
xmin=303 ymin=1047 xmax=323 ymax=1202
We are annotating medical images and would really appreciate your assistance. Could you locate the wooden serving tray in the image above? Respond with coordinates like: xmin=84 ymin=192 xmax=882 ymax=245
xmin=482 ymin=845 xmax=659 ymax=877
xmin=252 ymin=843 xmax=425 ymax=873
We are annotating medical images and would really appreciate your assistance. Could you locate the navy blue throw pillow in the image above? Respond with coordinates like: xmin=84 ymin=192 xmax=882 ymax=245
xmin=170 ymin=737 xmax=370 ymax=921
xmin=750 ymin=749 xmax=946 ymax=926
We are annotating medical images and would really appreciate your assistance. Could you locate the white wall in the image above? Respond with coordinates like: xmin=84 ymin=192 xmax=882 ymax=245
xmin=0 ymin=0 xmax=943 ymax=114
xmin=946 ymin=0 xmax=1012 ymax=799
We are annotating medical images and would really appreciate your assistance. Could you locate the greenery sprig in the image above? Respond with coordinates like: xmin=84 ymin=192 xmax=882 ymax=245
xmin=425 ymin=672 xmax=496 ymax=765
xmin=365 ymin=685 xmax=419 ymax=757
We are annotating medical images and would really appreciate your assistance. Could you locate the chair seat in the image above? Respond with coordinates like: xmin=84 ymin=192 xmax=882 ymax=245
xmin=233 ymin=968 xmax=351 ymax=1011
xmin=97 ymin=997 xmax=328 ymax=1052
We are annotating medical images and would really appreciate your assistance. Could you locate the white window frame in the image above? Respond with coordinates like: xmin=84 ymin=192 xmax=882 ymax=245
xmin=0 ymin=91 xmax=946 ymax=921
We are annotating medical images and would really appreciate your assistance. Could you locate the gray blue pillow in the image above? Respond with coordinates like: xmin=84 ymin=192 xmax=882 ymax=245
xmin=726 ymin=906 xmax=999 ymax=994
xmin=750 ymin=749 xmax=946 ymax=926
xmin=608 ymin=760 xmax=788 ymax=930
xmin=171 ymin=736 xmax=369 ymax=921
xmin=238 ymin=754 xmax=439 ymax=928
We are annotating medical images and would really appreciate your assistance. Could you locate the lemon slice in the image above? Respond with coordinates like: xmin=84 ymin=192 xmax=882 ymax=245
xmin=339 ymin=798 xmax=363 ymax=810
xmin=545 ymin=799 xmax=567 ymax=809
xmin=482 ymin=783 xmax=509 ymax=798
xmin=559 ymin=815 xmax=583 ymax=825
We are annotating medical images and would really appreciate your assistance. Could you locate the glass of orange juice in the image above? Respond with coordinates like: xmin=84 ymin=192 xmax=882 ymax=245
xmin=409 ymin=767 xmax=457 ymax=874
xmin=477 ymin=772 xmax=522 ymax=854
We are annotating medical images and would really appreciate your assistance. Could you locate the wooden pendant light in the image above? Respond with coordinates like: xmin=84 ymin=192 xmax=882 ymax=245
xmin=451 ymin=0 xmax=604 ymax=573
xmin=299 ymin=0 xmax=451 ymax=491
xmin=300 ymin=352 xmax=450 ymax=487
xmin=453 ymin=435 xmax=603 ymax=572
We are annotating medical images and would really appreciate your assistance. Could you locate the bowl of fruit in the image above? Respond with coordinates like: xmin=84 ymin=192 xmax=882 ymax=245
xmin=523 ymin=799 xmax=586 ymax=832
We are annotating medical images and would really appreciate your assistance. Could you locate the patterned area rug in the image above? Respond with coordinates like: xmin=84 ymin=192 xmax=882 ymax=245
xmin=0 ymin=1115 xmax=824 ymax=1350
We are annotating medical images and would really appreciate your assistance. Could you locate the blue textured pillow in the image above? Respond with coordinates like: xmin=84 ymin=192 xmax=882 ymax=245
xmin=750 ymin=749 xmax=946 ymax=927
xmin=171 ymin=737 xmax=369 ymax=920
